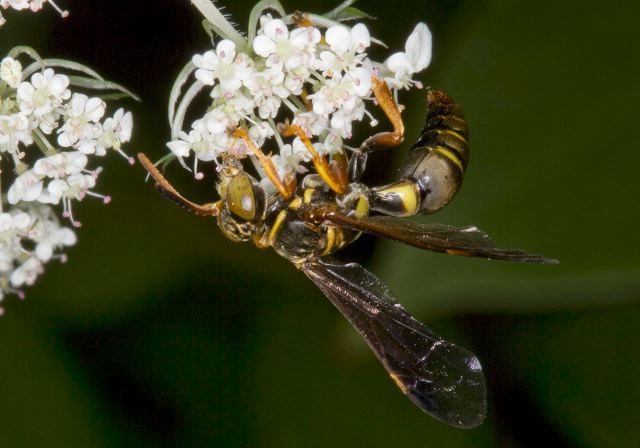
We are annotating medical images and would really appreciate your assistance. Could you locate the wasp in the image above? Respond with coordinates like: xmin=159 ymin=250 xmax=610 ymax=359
xmin=139 ymin=77 xmax=557 ymax=429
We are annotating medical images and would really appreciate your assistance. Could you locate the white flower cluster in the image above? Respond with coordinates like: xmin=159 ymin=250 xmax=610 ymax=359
xmin=168 ymin=2 xmax=432 ymax=192
xmin=0 ymin=205 xmax=76 ymax=308
xmin=0 ymin=0 xmax=68 ymax=28
xmin=0 ymin=51 xmax=135 ymax=307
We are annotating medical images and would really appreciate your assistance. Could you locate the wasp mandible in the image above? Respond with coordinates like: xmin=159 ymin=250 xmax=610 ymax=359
xmin=139 ymin=77 xmax=557 ymax=429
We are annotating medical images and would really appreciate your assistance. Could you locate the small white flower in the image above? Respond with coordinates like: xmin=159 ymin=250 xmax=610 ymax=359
xmin=318 ymin=24 xmax=371 ymax=77
xmin=33 ymin=111 xmax=58 ymax=135
xmin=193 ymin=40 xmax=252 ymax=94
xmin=32 ymin=217 xmax=77 ymax=262
xmin=309 ymin=71 xmax=370 ymax=119
xmin=10 ymin=256 xmax=42 ymax=287
xmin=33 ymin=151 xmax=88 ymax=178
xmin=0 ymin=212 xmax=30 ymax=232
xmin=216 ymin=90 xmax=254 ymax=124
xmin=326 ymin=23 xmax=371 ymax=56
xmin=253 ymin=18 xmax=320 ymax=72
xmin=7 ymin=170 xmax=43 ymax=204
xmin=166 ymin=131 xmax=195 ymax=158
xmin=96 ymin=108 xmax=134 ymax=163
xmin=0 ymin=57 xmax=22 ymax=88
xmin=292 ymin=111 xmax=329 ymax=137
xmin=316 ymin=133 xmax=343 ymax=157
xmin=271 ymin=142 xmax=308 ymax=180
xmin=103 ymin=108 xmax=133 ymax=144
xmin=0 ymin=112 xmax=31 ymax=151
xmin=243 ymin=69 xmax=286 ymax=117
xmin=2 ymin=0 xmax=30 ymax=10
xmin=330 ymin=96 xmax=365 ymax=138
xmin=385 ymin=22 xmax=432 ymax=89
xmin=347 ymin=66 xmax=373 ymax=97
xmin=283 ymin=67 xmax=309 ymax=96
xmin=57 ymin=93 xmax=106 ymax=149
xmin=17 ymin=68 xmax=71 ymax=118
xmin=248 ymin=121 xmax=274 ymax=148
xmin=257 ymin=94 xmax=282 ymax=119
xmin=167 ymin=118 xmax=222 ymax=167
xmin=28 ymin=0 xmax=46 ymax=12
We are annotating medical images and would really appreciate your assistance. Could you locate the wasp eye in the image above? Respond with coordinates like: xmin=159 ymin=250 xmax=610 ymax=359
xmin=226 ymin=174 xmax=256 ymax=221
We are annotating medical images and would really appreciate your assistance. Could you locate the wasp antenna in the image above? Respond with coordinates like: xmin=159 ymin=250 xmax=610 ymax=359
xmin=138 ymin=153 xmax=219 ymax=217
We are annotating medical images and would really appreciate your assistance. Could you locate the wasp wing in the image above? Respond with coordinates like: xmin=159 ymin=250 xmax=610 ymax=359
xmin=308 ymin=207 xmax=557 ymax=264
xmin=302 ymin=257 xmax=486 ymax=428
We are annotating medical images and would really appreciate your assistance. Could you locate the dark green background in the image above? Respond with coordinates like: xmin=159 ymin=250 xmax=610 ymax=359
xmin=1 ymin=0 xmax=639 ymax=446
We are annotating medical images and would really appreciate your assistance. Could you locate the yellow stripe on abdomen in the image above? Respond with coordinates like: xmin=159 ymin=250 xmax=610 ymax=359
xmin=434 ymin=146 xmax=464 ymax=173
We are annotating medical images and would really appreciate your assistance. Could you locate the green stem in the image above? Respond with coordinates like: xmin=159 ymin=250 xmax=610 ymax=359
xmin=32 ymin=129 xmax=57 ymax=157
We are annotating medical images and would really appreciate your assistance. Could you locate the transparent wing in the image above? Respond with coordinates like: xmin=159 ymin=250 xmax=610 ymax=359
xmin=305 ymin=207 xmax=558 ymax=263
xmin=302 ymin=257 xmax=487 ymax=428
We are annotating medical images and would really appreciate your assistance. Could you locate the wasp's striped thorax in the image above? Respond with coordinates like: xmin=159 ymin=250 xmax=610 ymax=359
xmin=253 ymin=175 xmax=367 ymax=264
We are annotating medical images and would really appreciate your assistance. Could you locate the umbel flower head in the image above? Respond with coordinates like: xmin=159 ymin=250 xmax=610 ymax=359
xmin=164 ymin=0 xmax=432 ymax=193
xmin=0 ymin=46 xmax=138 ymax=311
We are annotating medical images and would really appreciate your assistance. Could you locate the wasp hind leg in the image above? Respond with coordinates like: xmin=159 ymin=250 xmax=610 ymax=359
xmin=138 ymin=153 xmax=221 ymax=217
xmin=348 ymin=77 xmax=406 ymax=183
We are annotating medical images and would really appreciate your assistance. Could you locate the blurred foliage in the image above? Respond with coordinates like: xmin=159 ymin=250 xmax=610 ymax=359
xmin=0 ymin=0 xmax=639 ymax=446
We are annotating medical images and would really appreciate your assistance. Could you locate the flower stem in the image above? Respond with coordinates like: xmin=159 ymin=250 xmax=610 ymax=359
xmin=33 ymin=129 xmax=57 ymax=157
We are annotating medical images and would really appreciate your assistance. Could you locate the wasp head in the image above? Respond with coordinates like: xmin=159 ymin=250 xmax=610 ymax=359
xmin=216 ymin=167 xmax=267 ymax=242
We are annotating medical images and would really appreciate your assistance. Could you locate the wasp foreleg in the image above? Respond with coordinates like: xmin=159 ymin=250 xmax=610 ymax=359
xmin=282 ymin=124 xmax=348 ymax=195
xmin=232 ymin=128 xmax=297 ymax=200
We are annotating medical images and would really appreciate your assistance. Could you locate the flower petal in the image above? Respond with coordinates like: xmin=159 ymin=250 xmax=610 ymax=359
xmin=350 ymin=23 xmax=371 ymax=53
xmin=405 ymin=22 xmax=432 ymax=72
xmin=263 ymin=18 xmax=288 ymax=40
xmin=385 ymin=52 xmax=413 ymax=74
xmin=326 ymin=25 xmax=351 ymax=54
xmin=216 ymin=39 xmax=237 ymax=64
xmin=253 ymin=35 xmax=277 ymax=57
xmin=167 ymin=139 xmax=191 ymax=158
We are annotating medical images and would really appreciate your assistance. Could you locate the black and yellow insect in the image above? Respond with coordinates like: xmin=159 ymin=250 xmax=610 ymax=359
xmin=139 ymin=78 xmax=557 ymax=429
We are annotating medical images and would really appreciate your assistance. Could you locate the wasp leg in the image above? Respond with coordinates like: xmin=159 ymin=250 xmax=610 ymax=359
xmin=138 ymin=153 xmax=221 ymax=217
xmin=232 ymin=128 xmax=296 ymax=200
xmin=349 ymin=77 xmax=406 ymax=182
xmin=282 ymin=124 xmax=348 ymax=195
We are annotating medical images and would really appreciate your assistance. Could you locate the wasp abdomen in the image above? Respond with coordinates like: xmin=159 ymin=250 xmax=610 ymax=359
xmin=393 ymin=90 xmax=469 ymax=215
xmin=369 ymin=90 xmax=469 ymax=216
xmin=413 ymin=90 xmax=469 ymax=167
